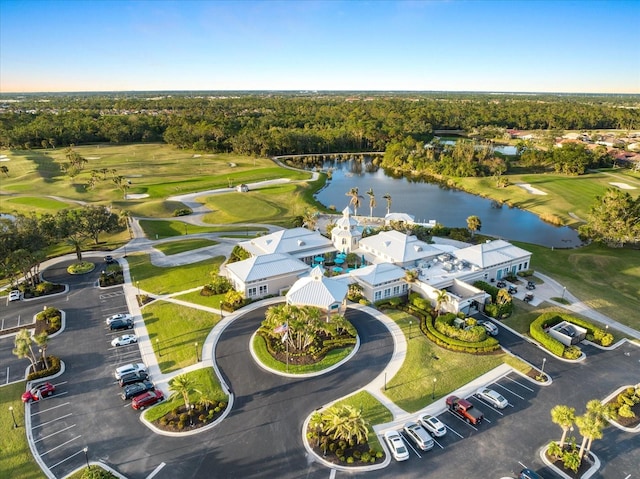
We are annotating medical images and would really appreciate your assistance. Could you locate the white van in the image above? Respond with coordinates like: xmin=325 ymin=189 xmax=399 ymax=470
xmin=114 ymin=362 xmax=147 ymax=380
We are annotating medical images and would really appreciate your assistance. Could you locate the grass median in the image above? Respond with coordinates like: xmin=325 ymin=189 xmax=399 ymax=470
xmin=0 ymin=382 xmax=43 ymax=479
xmin=331 ymin=390 xmax=392 ymax=451
xmin=382 ymin=309 xmax=504 ymax=413
xmin=143 ymin=301 xmax=222 ymax=374
xmin=153 ymin=238 xmax=218 ymax=256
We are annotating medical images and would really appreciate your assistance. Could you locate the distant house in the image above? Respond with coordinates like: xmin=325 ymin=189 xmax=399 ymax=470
xmin=239 ymin=227 xmax=335 ymax=264
xmin=356 ymin=230 xmax=442 ymax=268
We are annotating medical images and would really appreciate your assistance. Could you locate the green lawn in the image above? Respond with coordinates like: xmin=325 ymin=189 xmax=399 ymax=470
xmin=382 ymin=309 xmax=504 ymax=413
xmin=331 ymin=390 xmax=392 ymax=450
xmin=144 ymin=368 xmax=227 ymax=422
xmin=252 ymin=334 xmax=354 ymax=374
xmin=0 ymin=382 xmax=44 ymax=479
xmin=140 ymin=220 xmax=268 ymax=239
xmin=142 ymin=301 xmax=222 ymax=373
xmin=202 ymin=183 xmax=319 ymax=227
xmin=154 ymin=238 xmax=218 ymax=256
xmin=512 ymin=241 xmax=640 ymax=330
xmin=173 ymin=290 xmax=226 ymax=309
xmin=455 ymin=168 xmax=640 ymax=228
xmin=127 ymin=253 xmax=223 ymax=295
xmin=1 ymin=196 xmax=73 ymax=215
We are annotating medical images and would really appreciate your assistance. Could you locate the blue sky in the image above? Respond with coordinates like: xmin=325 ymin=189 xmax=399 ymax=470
xmin=1 ymin=0 xmax=639 ymax=93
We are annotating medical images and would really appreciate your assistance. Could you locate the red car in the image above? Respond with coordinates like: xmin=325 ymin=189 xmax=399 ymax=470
xmin=131 ymin=390 xmax=164 ymax=410
xmin=22 ymin=382 xmax=55 ymax=402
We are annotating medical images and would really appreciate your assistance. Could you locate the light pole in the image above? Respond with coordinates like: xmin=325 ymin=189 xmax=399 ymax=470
xmin=561 ymin=286 xmax=566 ymax=300
xmin=195 ymin=342 xmax=199 ymax=362
xmin=432 ymin=377 xmax=437 ymax=400
xmin=409 ymin=320 xmax=413 ymax=340
xmin=38 ymin=348 xmax=43 ymax=367
xmin=190 ymin=404 xmax=195 ymax=426
xmin=541 ymin=357 xmax=547 ymax=376
xmin=83 ymin=446 xmax=89 ymax=470
xmin=136 ymin=281 xmax=140 ymax=296
xmin=384 ymin=372 xmax=387 ymax=391
xmin=219 ymin=300 xmax=223 ymax=318
xmin=9 ymin=406 xmax=17 ymax=428
xmin=184 ymin=224 xmax=188 ymax=235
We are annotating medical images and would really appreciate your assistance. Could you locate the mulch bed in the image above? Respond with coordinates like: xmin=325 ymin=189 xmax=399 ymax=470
xmin=545 ymin=450 xmax=595 ymax=479
xmin=23 ymin=283 xmax=65 ymax=299
xmin=309 ymin=442 xmax=383 ymax=466
xmin=152 ymin=402 xmax=228 ymax=432
xmin=606 ymin=400 xmax=640 ymax=428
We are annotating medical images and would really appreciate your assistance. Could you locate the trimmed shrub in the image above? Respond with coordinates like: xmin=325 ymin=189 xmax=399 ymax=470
xmin=563 ymin=345 xmax=582 ymax=359
xmin=530 ymin=313 xmax=565 ymax=357
xmin=173 ymin=208 xmax=192 ymax=217
xmin=27 ymin=355 xmax=61 ymax=381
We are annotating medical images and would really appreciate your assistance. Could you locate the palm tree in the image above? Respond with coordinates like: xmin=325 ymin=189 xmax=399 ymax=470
xmin=302 ymin=209 xmax=318 ymax=231
xmin=382 ymin=193 xmax=392 ymax=216
xmin=346 ymin=187 xmax=362 ymax=216
xmin=366 ymin=188 xmax=376 ymax=218
xmin=435 ymin=289 xmax=449 ymax=315
xmin=551 ymin=404 xmax=576 ymax=449
xmin=34 ymin=331 xmax=49 ymax=369
xmin=169 ymin=374 xmax=198 ymax=409
xmin=12 ymin=329 xmax=38 ymax=371
xmin=0 ymin=165 xmax=8 ymax=177
xmin=466 ymin=215 xmax=482 ymax=238
xmin=322 ymin=405 xmax=369 ymax=445
xmin=575 ymin=413 xmax=599 ymax=461
xmin=197 ymin=394 xmax=217 ymax=412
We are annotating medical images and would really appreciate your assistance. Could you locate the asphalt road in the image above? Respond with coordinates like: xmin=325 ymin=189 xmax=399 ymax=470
xmin=6 ymin=261 xmax=639 ymax=479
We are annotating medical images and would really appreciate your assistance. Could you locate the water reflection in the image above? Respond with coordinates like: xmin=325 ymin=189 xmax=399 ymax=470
xmin=315 ymin=158 xmax=581 ymax=248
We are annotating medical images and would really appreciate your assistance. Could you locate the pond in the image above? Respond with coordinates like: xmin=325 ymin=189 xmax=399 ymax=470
xmin=314 ymin=159 xmax=581 ymax=248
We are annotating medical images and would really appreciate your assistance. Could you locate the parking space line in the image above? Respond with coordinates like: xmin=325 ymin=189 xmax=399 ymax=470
xmin=483 ymin=417 xmax=491 ymax=423
xmin=145 ymin=462 xmax=167 ymax=479
xmin=329 ymin=469 xmax=336 ymax=479
xmin=446 ymin=411 xmax=479 ymax=430
xmin=494 ymin=382 xmax=526 ymax=400
xmin=49 ymin=448 xmax=85 ymax=470
xmin=474 ymin=398 xmax=504 ymax=416
xmin=5 ymin=366 xmax=8 ymax=384
xmin=445 ymin=424 xmax=464 ymax=438
xmin=46 ymin=391 xmax=69 ymax=400
xmin=399 ymin=432 xmax=422 ymax=458
xmin=40 ymin=435 xmax=82 ymax=456
xmin=32 ymin=413 xmax=73 ymax=429
xmin=34 ymin=424 xmax=76 ymax=443
xmin=504 ymin=375 xmax=535 ymax=392
xmin=432 ymin=437 xmax=444 ymax=449
xmin=32 ymin=402 xmax=71 ymax=416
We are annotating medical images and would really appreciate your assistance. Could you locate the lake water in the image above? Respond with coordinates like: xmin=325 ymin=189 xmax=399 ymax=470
xmin=314 ymin=159 xmax=582 ymax=248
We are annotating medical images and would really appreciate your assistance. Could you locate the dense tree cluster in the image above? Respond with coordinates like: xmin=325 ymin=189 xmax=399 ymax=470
xmin=579 ymin=188 xmax=640 ymax=247
xmin=1 ymin=92 xmax=638 ymax=157
xmin=0 ymin=206 xmax=126 ymax=285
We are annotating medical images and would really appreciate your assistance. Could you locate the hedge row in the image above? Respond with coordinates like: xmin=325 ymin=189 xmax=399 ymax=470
xmin=421 ymin=314 xmax=499 ymax=353
xmin=27 ymin=355 xmax=61 ymax=381
xmin=530 ymin=313 xmax=566 ymax=357
xmin=473 ymin=281 xmax=500 ymax=301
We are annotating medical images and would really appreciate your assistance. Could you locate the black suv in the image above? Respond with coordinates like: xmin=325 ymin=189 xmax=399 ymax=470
xmin=121 ymin=380 xmax=154 ymax=400
xmin=110 ymin=319 xmax=133 ymax=331
xmin=119 ymin=371 xmax=149 ymax=387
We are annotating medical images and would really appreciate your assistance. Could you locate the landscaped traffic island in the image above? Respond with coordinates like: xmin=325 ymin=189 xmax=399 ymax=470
xmin=253 ymin=304 xmax=357 ymax=374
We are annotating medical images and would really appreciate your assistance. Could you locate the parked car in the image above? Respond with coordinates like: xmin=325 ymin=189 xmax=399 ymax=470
xmin=475 ymin=387 xmax=508 ymax=409
xmin=104 ymin=255 xmax=115 ymax=263
xmin=526 ymin=281 xmax=536 ymax=290
xmin=519 ymin=468 xmax=545 ymax=479
xmin=111 ymin=334 xmax=137 ymax=347
xmin=106 ymin=313 xmax=132 ymax=325
xmin=403 ymin=421 xmax=434 ymax=451
xmin=9 ymin=290 xmax=21 ymax=302
xmin=118 ymin=371 xmax=149 ymax=387
xmin=109 ymin=318 xmax=133 ymax=331
xmin=524 ymin=293 xmax=534 ymax=303
xmin=477 ymin=319 xmax=499 ymax=336
xmin=22 ymin=382 xmax=55 ymax=402
xmin=384 ymin=430 xmax=409 ymax=462
xmin=121 ymin=380 xmax=154 ymax=400
xmin=115 ymin=362 xmax=147 ymax=380
xmin=496 ymin=280 xmax=507 ymax=288
xmin=508 ymin=285 xmax=518 ymax=294
xmin=131 ymin=390 xmax=164 ymax=410
xmin=418 ymin=414 xmax=447 ymax=437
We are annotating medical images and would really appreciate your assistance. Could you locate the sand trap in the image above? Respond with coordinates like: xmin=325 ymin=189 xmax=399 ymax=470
xmin=193 ymin=154 xmax=202 ymax=158
xmin=517 ymin=183 xmax=547 ymax=195
xmin=0 ymin=155 xmax=8 ymax=159
xmin=125 ymin=193 xmax=150 ymax=200
xmin=0 ymin=158 xmax=9 ymax=162
xmin=85 ymin=156 xmax=101 ymax=160
xmin=127 ymin=174 xmax=143 ymax=178
xmin=609 ymin=182 xmax=636 ymax=190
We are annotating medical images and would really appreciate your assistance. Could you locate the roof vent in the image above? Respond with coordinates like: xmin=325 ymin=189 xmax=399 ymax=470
xmin=297 ymin=240 xmax=305 ymax=246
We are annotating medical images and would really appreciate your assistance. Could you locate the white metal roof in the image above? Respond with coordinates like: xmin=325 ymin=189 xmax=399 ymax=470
xmin=225 ymin=253 xmax=310 ymax=282
xmin=286 ymin=266 xmax=348 ymax=309
xmin=454 ymin=240 xmax=531 ymax=268
xmin=357 ymin=230 xmax=441 ymax=264
xmin=239 ymin=227 xmax=335 ymax=258
xmin=348 ymin=262 xmax=406 ymax=286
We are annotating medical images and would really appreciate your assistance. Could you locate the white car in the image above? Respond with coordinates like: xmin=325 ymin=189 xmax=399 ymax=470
xmin=403 ymin=421 xmax=434 ymax=451
xmin=114 ymin=362 xmax=147 ymax=380
xmin=384 ymin=430 xmax=409 ymax=462
xmin=9 ymin=290 xmax=21 ymax=302
xmin=418 ymin=414 xmax=447 ymax=437
xmin=111 ymin=334 xmax=138 ymax=347
xmin=106 ymin=313 xmax=132 ymax=325
xmin=478 ymin=320 xmax=499 ymax=336
xmin=476 ymin=387 xmax=509 ymax=409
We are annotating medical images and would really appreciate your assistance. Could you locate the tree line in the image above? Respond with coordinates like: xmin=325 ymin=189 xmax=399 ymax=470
xmin=1 ymin=92 xmax=638 ymax=156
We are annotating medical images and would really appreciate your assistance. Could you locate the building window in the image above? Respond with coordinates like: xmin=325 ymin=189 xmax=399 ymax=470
xmin=402 ymin=284 xmax=408 ymax=293
xmin=374 ymin=291 xmax=382 ymax=300
xmin=524 ymin=262 xmax=528 ymax=269
xmin=247 ymin=287 xmax=257 ymax=297
xmin=518 ymin=264 xmax=522 ymax=271
xmin=393 ymin=285 xmax=400 ymax=295
xmin=259 ymin=285 xmax=268 ymax=295
xmin=384 ymin=288 xmax=391 ymax=298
